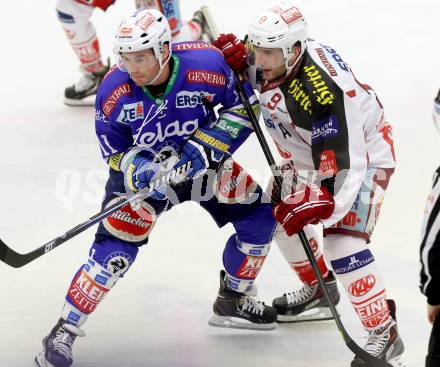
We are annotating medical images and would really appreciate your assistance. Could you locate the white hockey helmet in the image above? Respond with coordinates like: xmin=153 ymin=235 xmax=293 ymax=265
xmin=114 ymin=8 xmax=172 ymax=83
xmin=247 ymin=1 xmax=308 ymax=73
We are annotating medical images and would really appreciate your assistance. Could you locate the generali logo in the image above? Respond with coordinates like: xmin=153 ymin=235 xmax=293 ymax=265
xmin=186 ymin=70 xmax=226 ymax=87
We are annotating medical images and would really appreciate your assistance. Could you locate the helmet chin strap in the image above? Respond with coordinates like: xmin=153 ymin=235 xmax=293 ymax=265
xmin=145 ymin=52 xmax=172 ymax=86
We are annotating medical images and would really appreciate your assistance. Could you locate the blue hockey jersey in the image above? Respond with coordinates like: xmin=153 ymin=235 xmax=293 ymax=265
xmin=94 ymin=41 xmax=259 ymax=170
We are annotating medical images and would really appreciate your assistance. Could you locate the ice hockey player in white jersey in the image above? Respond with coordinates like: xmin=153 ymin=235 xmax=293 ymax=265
xmin=213 ymin=1 xmax=405 ymax=365
xmin=56 ymin=0 xmax=211 ymax=106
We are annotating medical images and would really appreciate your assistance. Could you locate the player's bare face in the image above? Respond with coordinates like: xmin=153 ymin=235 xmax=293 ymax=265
xmin=249 ymin=47 xmax=287 ymax=82
xmin=121 ymin=49 xmax=160 ymax=86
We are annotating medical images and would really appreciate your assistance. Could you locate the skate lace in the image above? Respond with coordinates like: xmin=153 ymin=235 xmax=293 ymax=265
xmin=241 ymin=296 xmax=265 ymax=316
xmin=285 ymin=283 xmax=315 ymax=305
xmin=53 ymin=327 xmax=76 ymax=359
xmin=363 ymin=328 xmax=391 ymax=357
xmin=74 ymin=74 xmax=96 ymax=93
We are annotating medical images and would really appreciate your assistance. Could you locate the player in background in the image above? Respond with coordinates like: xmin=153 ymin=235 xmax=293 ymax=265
xmin=56 ymin=0 xmax=211 ymax=106
xmin=35 ymin=8 xmax=278 ymax=367
xmin=419 ymin=90 xmax=440 ymax=367
xmin=212 ymin=1 xmax=405 ymax=365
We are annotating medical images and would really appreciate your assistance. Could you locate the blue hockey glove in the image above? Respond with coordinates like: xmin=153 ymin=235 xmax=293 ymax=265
xmin=124 ymin=154 xmax=168 ymax=200
xmin=176 ymin=128 xmax=231 ymax=179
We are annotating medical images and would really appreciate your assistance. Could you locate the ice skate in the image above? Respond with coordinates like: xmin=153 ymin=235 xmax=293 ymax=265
xmin=273 ymin=271 xmax=340 ymax=322
xmin=208 ymin=270 xmax=277 ymax=330
xmin=35 ymin=318 xmax=85 ymax=367
xmin=64 ymin=60 xmax=110 ymax=106
xmin=351 ymin=299 xmax=405 ymax=367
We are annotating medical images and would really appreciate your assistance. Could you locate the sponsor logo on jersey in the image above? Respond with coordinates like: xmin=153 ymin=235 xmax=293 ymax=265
xmin=319 ymin=149 xmax=338 ymax=175
xmin=214 ymin=159 xmax=258 ymax=204
xmin=216 ymin=118 xmax=244 ymax=139
xmin=353 ymin=290 xmax=389 ymax=329
xmin=103 ymin=252 xmax=132 ymax=276
xmin=311 ymin=115 xmax=340 ymax=143
xmin=175 ymin=90 xmax=215 ymax=108
xmin=136 ymin=119 xmax=199 ymax=148
xmin=116 ymin=101 xmax=144 ymax=123
xmin=186 ymin=70 xmax=226 ymax=87
xmin=303 ymin=64 xmax=335 ymax=106
xmin=103 ymin=198 xmax=156 ymax=242
xmin=330 ymin=249 xmax=374 ymax=274
xmin=279 ymin=7 xmax=303 ymax=26
xmin=68 ymin=269 xmax=109 ymax=314
xmin=135 ymin=12 xmax=156 ymax=31
xmin=349 ymin=274 xmax=376 ymax=297
xmin=237 ymin=256 xmax=265 ymax=279
xmin=315 ymin=48 xmax=338 ymax=77
xmin=102 ymin=83 xmax=131 ymax=116
xmin=320 ymin=44 xmax=350 ymax=72
xmin=287 ymin=79 xmax=312 ymax=115
xmin=173 ymin=42 xmax=221 ymax=52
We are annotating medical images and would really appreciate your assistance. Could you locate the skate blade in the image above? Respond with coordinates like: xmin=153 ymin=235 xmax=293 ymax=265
xmin=64 ymin=95 xmax=96 ymax=107
xmin=277 ymin=307 xmax=337 ymax=323
xmin=208 ymin=314 xmax=276 ymax=331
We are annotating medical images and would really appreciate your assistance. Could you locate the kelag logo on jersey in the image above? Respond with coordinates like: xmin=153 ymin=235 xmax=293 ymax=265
xmin=311 ymin=115 xmax=340 ymax=143
xmin=175 ymin=91 xmax=215 ymax=108
xmin=116 ymin=102 xmax=144 ymax=124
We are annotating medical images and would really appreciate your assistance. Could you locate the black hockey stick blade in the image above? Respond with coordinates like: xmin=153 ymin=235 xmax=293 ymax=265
xmin=0 ymin=238 xmax=37 ymax=268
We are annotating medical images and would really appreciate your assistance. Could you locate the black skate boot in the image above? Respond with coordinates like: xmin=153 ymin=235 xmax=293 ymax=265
xmin=191 ymin=9 xmax=214 ymax=43
xmin=35 ymin=318 xmax=85 ymax=367
xmin=273 ymin=271 xmax=340 ymax=322
xmin=208 ymin=270 xmax=277 ymax=330
xmin=64 ymin=59 xmax=110 ymax=106
xmin=351 ymin=299 xmax=405 ymax=367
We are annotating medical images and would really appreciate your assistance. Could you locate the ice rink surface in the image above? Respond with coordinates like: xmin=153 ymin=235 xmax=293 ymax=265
xmin=0 ymin=0 xmax=439 ymax=366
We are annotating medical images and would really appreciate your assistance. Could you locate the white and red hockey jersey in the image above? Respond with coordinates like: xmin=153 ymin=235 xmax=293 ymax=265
xmin=258 ymin=39 xmax=395 ymax=228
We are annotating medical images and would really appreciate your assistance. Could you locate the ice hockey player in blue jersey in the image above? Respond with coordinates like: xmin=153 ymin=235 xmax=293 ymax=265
xmin=35 ymin=8 xmax=277 ymax=367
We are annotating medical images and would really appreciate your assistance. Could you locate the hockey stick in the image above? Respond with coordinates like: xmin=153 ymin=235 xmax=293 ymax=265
xmin=0 ymin=161 xmax=192 ymax=268
xmin=201 ymin=5 xmax=392 ymax=367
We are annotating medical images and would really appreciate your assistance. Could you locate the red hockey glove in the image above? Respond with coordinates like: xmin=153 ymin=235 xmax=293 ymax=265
xmin=273 ymin=184 xmax=335 ymax=236
xmin=212 ymin=33 xmax=248 ymax=73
